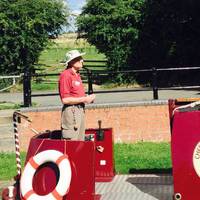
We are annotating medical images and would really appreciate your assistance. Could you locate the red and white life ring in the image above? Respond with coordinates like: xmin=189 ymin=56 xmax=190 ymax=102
xmin=20 ymin=150 xmax=72 ymax=200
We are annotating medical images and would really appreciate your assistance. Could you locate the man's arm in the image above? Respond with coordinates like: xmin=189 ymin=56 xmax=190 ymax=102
xmin=61 ymin=94 xmax=95 ymax=105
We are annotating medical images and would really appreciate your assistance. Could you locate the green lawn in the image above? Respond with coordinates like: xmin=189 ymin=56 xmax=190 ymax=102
xmin=0 ymin=152 xmax=26 ymax=180
xmin=30 ymin=34 xmax=106 ymax=91
xmin=114 ymin=142 xmax=172 ymax=174
xmin=0 ymin=142 xmax=172 ymax=181
xmin=36 ymin=34 xmax=106 ymax=73
xmin=38 ymin=46 xmax=105 ymax=68
xmin=0 ymin=102 xmax=22 ymax=110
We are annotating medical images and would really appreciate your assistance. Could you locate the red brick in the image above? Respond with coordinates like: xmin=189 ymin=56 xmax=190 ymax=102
xmin=18 ymin=104 xmax=170 ymax=151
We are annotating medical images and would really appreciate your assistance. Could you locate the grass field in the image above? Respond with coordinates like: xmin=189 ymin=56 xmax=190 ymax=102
xmin=0 ymin=142 xmax=172 ymax=181
xmin=37 ymin=33 xmax=106 ymax=73
xmin=30 ymin=33 xmax=107 ymax=92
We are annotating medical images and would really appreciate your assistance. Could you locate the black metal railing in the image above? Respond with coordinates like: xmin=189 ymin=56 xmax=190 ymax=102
xmin=23 ymin=62 xmax=200 ymax=107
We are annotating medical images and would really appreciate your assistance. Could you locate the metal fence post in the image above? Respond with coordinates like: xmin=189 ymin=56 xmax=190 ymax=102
xmin=88 ymin=69 xmax=93 ymax=94
xmin=83 ymin=66 xmax=94 ymax=94
xmin=23 ymin=67 xmax=32 ymax=107
xmin=152 ymin=67 xmax=158 ymax=100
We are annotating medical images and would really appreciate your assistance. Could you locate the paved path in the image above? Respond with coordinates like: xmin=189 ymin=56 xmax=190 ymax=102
xmin=0 ymin=88 xmax=200 ymax=107
xmin=0 ymin=109 xmax=15 ymax=152
xmin=0 ymin=174 xmax=173 ymax=200
xmin=96 ymin=174 xmax=173 ymax=200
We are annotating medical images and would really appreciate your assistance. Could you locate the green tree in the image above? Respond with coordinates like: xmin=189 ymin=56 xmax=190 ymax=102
xmin=77 ymin=0 xmax=145 ymax=71
xmin=78 ymin=0 xmax=200 ymax=69
xmin=0 ymin=0 xmax=69 ymax=74
xmin=77 ymin=0 xmax=200 ymax=86
xmin=133 ymin=0 xmax=200 ymax=85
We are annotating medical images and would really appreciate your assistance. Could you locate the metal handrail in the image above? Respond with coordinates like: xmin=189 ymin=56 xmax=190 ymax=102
xmin=0 ymin=75 xmax=22 ymax=92
xmin=22 ymin=66 xmax=200 ymax=106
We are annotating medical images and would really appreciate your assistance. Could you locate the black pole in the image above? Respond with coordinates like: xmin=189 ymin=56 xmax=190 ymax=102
xmin=23 ymin=67 xmax=32 ymax=107
xmin=23 ymin=48 xmax=32 ymax=107
xmin=83 ymin=66 xmax=93 ymax=94
xmin=152 ymin=67 xmax=158 ymax=100
xmin=88 ymin=69 xmax=93 ymax=94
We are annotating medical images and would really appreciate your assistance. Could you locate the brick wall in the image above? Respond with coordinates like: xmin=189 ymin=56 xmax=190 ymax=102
xmin=18 ymin=101 xmax=170 ymax=151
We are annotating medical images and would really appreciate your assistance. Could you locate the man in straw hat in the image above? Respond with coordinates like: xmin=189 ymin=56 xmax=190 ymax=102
xmin=59 ymin=50 xmax=95 ymax=140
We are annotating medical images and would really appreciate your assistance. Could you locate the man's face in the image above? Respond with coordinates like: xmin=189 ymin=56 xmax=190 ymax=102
xmin=69 ymin=56 xmax=83 ymax=70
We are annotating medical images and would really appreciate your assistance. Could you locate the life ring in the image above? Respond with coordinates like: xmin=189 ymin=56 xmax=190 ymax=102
xmin=20 ymin=150 xmax=72 ymax=200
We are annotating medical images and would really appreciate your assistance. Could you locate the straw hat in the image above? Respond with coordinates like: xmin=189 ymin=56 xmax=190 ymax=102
xmin=65 ymin=50 xmax=85 ymax=65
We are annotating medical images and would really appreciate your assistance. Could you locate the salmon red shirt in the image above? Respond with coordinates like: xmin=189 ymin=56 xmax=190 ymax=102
xmin=59 ymin=68 xmax=85 ymax=99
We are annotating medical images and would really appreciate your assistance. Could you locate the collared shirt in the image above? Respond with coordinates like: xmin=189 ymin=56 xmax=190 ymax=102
xmin=59 ymin=68 xmax=85 ymax=99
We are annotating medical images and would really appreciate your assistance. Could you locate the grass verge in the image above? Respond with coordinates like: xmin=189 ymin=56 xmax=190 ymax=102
xmin=0 ymin=102 xmax=38 ymax=110
xmin=0 ymin=102 xmax=22 ymax=110
xmin=0 ymin=142 xmax=171 ymax=181
xmin=0 ymin=152 xmax=26 ymax=180
xmin=114 ymin=142 xmax=172 ymax=174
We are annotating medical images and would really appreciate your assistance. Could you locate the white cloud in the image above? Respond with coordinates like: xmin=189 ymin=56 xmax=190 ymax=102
xmin=66 ymin=0 xmax=86 ymax=12
xmin=64 ymin=0 xmax=86 ymax=32
xmin=71 ymin=10 xmax=81 ymax=16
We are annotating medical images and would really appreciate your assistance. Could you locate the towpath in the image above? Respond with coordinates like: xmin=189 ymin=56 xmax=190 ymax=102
xmin=0 ymin=88 xmax=200 ymax=107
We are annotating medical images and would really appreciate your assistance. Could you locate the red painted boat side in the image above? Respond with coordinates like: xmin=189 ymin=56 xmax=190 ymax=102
xmin=85 ymin=128 xmax=115 ymax=182
xmin=172 ymin=111 xmax=200 ymax=199
xmin=21 ymin=130 xmax=98 ymax=200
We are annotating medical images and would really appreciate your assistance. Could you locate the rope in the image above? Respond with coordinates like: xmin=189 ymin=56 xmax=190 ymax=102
xmin=13 ymin=112 xmax=22 ymax=176
xmin=34 ymin=139 xmax=45 ymax=156
xmin=172 ymin=100 xmax=200 ymax=116
xmin=13 ymin=111 xmax=32 ymax=176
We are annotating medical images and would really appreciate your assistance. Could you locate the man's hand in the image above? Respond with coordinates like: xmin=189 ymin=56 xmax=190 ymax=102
xmin=84 ymin=94 xmax=96 ymax=104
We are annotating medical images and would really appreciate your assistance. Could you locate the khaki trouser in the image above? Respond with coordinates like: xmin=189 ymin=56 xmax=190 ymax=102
xmin=61 ymin=105 xmax=85 ymax=140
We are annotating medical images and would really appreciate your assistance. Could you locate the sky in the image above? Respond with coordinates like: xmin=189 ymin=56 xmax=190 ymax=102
xmin=64 ymin=0 xmax=86 ymax=31
xmin=66 ymin=0 xmax=86 ymax=14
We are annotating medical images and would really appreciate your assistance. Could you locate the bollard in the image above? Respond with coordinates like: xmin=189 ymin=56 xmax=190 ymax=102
xmin=8 ymin=186 xmax=14 ymax=198
xmin=152 ymin=67 xmax=158 ymax=100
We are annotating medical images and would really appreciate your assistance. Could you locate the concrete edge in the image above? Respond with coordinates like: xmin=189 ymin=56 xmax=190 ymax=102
xmin=17 ymin=100 xmax=168 ymax=113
